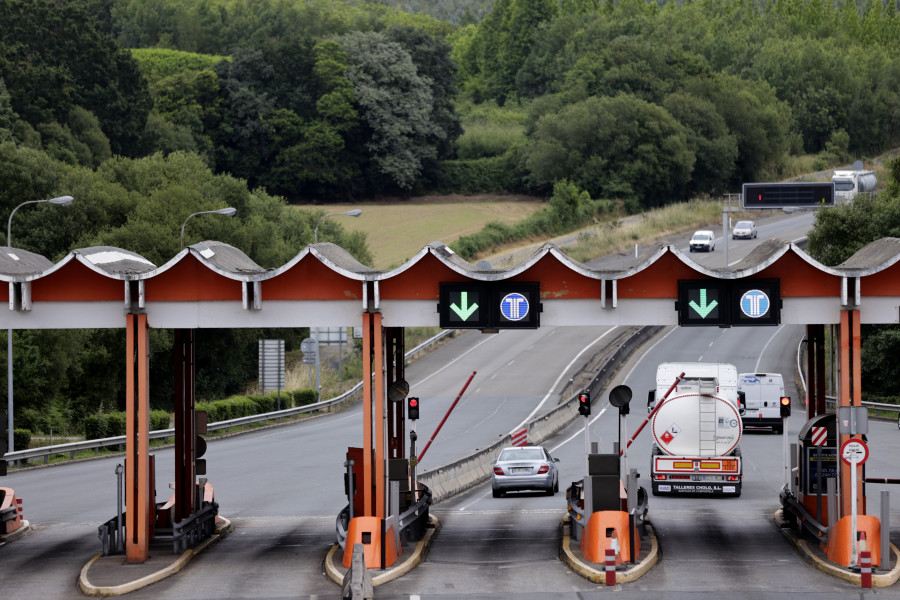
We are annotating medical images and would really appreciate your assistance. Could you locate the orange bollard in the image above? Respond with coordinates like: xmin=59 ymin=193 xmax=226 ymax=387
xmin=605 ymin=547 xmax=616 ymax=586
xmin=860 ymin=549 xmax=872 ymax=588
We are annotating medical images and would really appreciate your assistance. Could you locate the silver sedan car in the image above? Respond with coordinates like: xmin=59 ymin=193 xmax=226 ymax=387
xmin=491 ymin=446 xmax=559 ymax=497
xmin=732 ymin=220 xmax=758 ymax=239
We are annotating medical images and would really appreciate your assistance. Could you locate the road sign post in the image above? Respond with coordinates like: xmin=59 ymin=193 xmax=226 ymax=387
xmin=841 ymin=438 xmax=869 ymax=565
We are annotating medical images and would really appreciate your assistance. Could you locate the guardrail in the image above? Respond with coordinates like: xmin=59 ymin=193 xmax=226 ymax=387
xmin=823 ymin=397 xmax=900 ymax=420
xmin=6 ymin=330 xmax=455 ymax=468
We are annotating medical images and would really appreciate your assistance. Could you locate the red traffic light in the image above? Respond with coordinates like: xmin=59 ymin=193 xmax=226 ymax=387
xmin=578 ymin=392 xmax=591 ymax=416
xmin=407 ymin=396 xmax=420 ymax=420
xmin=780 ymin=396 xmax=791 ymax=418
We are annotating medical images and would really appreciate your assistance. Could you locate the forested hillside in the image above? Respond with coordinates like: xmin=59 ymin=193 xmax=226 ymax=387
xmin=3 ymin=0 xmax=900 ymax=434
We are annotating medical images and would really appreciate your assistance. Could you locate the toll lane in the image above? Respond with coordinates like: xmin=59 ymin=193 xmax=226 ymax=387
xmin=402 ymin=324 xmax=879 ymax=597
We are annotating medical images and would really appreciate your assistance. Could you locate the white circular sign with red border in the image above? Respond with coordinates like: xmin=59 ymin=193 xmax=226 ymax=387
xmin=840 ymin=438 xmax=869 ymax=466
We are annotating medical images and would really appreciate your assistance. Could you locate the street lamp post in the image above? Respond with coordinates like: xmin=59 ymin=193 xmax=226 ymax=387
xmin=180 ymin=207 xmax=237 ymax=250
xmin=313 ymin=209 xmax=362 ymax=244
xmin=7 ymin=195 xmax=74 ymax=454
xmin=311 ymin=209 xmax=361 ymax=397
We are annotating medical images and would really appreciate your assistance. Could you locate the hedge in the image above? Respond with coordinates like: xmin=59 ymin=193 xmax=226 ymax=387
xmin=434 ymin=153 xmax=524 ymax=194
xmin=82 ymin=389 xmax=319 ymax=440
xmin=83 ymin=410 xmax=170 ymax=439
xmin=13 ymin=428 xmax=30 ymax=450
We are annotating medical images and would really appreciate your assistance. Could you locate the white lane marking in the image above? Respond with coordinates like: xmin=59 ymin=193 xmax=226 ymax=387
xmin=754 ymin=325 xmax=785 ymax=373
xmin=550 ymin=327 xmax=678 ymax=453
xmin=508 ymin=327 xmax=618 ymax=434
xmin=413 ymin=333 xmax=498 ymax=386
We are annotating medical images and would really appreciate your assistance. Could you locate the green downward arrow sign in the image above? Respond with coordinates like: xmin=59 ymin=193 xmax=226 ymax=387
xmin=689 ymin=289 xmax=718 ymax=318
xmin=450 ymin=291 xmax=479 ymax=321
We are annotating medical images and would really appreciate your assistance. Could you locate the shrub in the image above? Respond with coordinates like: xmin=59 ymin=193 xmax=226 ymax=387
xmin=83 ymin=413 xmax=126 ymax=438
xmin=293 ymin=389 xmax=319 ymax=406
xmin=13 ymin=428 xmax=31 ymax=450
xmin=435 ymin=153 xmax=524 ymax=193
xmin=150 ymin=410 xmax=171 ymax=431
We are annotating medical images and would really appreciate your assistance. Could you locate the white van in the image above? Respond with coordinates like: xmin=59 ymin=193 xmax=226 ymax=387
xmin=738 ymin=373 xmax=785 ymax=433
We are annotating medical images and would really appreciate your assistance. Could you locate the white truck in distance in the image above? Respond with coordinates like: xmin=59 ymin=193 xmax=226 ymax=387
xmin=832 ymin=168 xmax=876 ymax=204
xmin=738 ymin=372 xmax=785 ymax=434
xmin=648 ymin=362 xmax=743 ymax=497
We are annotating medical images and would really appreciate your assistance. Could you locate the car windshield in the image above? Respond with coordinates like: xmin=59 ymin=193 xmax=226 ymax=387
xmin=735 ymin=221 xmax=753 ymax=228
xmin=499 ymin=448 xmax=544 ymax=461
xmin=693 ymin=233 xmax=711 ymax=240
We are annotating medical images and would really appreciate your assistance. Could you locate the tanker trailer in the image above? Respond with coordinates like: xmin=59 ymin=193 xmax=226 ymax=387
xmin=647 ymin=363 xmax=743 ymax=497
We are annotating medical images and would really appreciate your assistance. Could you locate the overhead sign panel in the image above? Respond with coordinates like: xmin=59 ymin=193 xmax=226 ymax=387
xmin=743 ymin=182 xmax=834 ymax=209
xmin=678 ymin=279 xmax=781 ymax=326
xmin=730 ymin=279 xmax=780 ymax=326
xmin=439 ymin=282 xmax=541 ymax=329
xmin=678 ymin=280 xmax=729 ymax=326
xmin=439 ymin=283 xmax=489 ymax=329
xmin=493 ymin=282 xmax=540 ymax=329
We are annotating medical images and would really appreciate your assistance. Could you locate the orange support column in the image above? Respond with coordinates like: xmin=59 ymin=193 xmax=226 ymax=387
xmin=125 ymin=313 xmax=152 ymax=563
xmin=838 ymin=309 xmax=864 ymax=518
xmin=372 ymin=313 xmax=385 ymax=519
xmin=359 ymin=311 xmax=386 ymax=518
xmin=361 ymin=313 xmax=373 ymax=516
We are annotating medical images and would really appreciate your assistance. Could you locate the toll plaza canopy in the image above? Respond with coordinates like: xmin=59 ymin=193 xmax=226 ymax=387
xmin=6 ymin=235 xmax=900 ymax=565
xmin=0 ymin=237 xmax=900 ymax=328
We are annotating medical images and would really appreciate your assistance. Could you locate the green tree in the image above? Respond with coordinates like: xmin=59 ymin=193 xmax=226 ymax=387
xmin=337 ymin=31 xmax=442 ymax=192
xmin=0 ymin=77 xmax=14 ymax=142
xmin=0 ymin=0 xmax=152 ymax=156
xmin=206 ymin=48 xmax=275 ymax=185
xmin=525 ymin=94 xmax=694 ymax=207
xmin=464 ymin=0 xmax=558 ymax=103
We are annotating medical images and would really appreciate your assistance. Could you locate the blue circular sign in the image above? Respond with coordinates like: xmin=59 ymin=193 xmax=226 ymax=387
xmin=739 ymin=289 xmax=770 ymax=318
xmin=500 ymin=292 xmax=529 ymax=321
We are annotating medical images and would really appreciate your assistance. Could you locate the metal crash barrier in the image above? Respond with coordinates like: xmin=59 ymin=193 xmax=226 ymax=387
xmin=172 ymin=500 xmax=219 ymax=554
xmin=336 ymin=484 xmax=432 ymax=550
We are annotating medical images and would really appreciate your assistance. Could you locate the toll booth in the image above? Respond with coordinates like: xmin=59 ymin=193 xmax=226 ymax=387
xmin=796 ymin=413 xmax=840 ymax=525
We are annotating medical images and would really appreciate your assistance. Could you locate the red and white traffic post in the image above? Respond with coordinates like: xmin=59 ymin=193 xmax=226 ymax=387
xmin=841 ymin=437 xmax=869 ymax=566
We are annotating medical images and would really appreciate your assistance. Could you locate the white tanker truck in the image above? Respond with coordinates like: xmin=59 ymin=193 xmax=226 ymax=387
xmin=832 ymin=166 xmax=877 ymax=204
xmin=647 ymin=363 xmax=743 ymax=497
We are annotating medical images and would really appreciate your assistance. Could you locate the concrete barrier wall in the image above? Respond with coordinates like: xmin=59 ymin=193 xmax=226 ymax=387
xmin=419 ymin=326 xmax=663 ymax=503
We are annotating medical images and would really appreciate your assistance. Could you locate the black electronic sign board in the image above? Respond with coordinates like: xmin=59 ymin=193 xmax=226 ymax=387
xmin=743 ymin=182 xmax=834 ymax=209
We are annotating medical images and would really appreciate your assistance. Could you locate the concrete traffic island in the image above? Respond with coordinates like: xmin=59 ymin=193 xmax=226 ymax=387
xmin=0 ymin=519 xmax=31 ymax=545
xmin=559 ymin=514 xmax=659 ymax=585
xmin=773 ymin=509 xmax=900 ymax=588
xmin=324 ymin=514 xmax=440 ymax=587
xmin=78 ymin=517 xmax=234 ymax=596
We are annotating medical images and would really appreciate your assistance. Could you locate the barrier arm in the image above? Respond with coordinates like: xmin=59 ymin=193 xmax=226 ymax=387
xmin=620 ymin=372 xmax=684 ymax=456
xmin=417 ymin=371 xmax=476 ymax=463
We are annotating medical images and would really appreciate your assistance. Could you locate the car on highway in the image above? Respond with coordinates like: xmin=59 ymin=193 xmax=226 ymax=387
xmin=732 ymin=220 xmax=758 ymax=240
xmin=689 ymin=230 xmax=716 ymax=252
xmin=491 ymin=445 xmax=559 ymax=497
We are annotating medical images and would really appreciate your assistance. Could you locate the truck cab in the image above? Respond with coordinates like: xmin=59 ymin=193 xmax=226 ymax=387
xmin=738 ymin=373 xmax=785 ymax=433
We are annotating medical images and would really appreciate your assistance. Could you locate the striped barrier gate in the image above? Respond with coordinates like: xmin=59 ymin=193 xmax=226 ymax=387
xmin=511 ymin=429 xmax=528 ymax=447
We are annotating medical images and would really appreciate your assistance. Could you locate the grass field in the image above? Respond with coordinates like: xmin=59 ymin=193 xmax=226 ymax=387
xmin=295 ymin=195 xmax=545 ymax=269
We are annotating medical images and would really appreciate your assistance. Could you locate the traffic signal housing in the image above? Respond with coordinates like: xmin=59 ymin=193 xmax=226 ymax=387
xmin=578 ymin=392 xmax=591 ymax=416
xmin=407 ymin=397 xmax=420 ymax=420
xmin=780 ymin=396 xmax=791 ymax=418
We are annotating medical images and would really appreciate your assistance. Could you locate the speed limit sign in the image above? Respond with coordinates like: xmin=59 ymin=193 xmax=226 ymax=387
xmin=840 ymin=438 xmax=869 ymax=466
